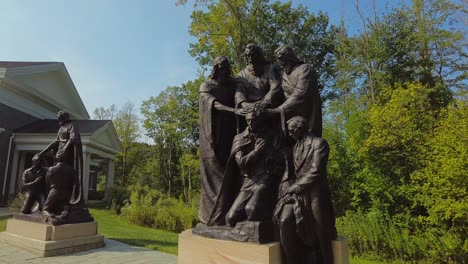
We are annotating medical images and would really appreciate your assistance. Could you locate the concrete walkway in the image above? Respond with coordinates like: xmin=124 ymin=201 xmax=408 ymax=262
xmin=0 ymin=238 xmax=177 ymax=264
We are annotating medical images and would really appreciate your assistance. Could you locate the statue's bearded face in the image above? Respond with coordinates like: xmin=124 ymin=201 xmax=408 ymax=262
xmin=277 ymin=55 xmax=294 ymax=75
xmin=246 ymin=50 xmax=261 ymax=65
xmin=217 ymin=62 xmax=230 ymax=79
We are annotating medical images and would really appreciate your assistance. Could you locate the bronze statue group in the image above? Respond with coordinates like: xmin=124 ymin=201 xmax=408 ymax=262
xmin=20 ymin=111 xmax=92 ymax=226
xmin=198 ymin=44 xmax=337 ymax=264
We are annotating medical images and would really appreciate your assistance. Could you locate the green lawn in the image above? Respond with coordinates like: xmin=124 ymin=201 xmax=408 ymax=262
xmin=88 ymin=204 xmax=179 ymax=255
xmin=0 ymin=215 xmax=9 ymax=231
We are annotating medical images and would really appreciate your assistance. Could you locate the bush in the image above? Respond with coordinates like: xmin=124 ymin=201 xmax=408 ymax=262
xmin=337 ymin=210 xmax=468 ymax=263
xmin=107 ymin=185 xmax=131 ymax=214
xmin=7 ymin=193 xmax=26 ymax=213
xmin=121 ymin=185 xmax=198 ymax=232
xmin=120 ymin=184 xmax=198 ymax=232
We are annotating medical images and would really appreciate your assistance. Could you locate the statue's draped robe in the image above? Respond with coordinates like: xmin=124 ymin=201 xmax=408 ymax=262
xmin=198 ymin=78 xmax=238 ymax=225
xmin=45 ymin=162 xmax=75 ymax=212
xmin=280 ymin=64 xmax=322 ymax=137
xmin=236 ymin=63 xmax=282 ymax=106
xmin=236 ymin=64 xmax=283 ymax=132
xmin=55 ymin=122 xmax=83 ymax=205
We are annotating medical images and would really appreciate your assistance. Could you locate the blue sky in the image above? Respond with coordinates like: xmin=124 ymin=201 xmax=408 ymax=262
xmin=0 ymin=0 xmax=409 ymax=116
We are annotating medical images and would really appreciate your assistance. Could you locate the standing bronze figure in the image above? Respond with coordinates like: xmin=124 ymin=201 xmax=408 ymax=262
xmin=262 ymin=45 xmax=323 ymax=137
xmin=36 ymin=110 xmax=93 ymax=225
xmin=198 ymin=56 xmax=239 ymax=226
xmin=275 ymin=116 xmax=336 ymax=264
xmin=236 ymin=43 xmax=282 ymax=112
xmin=20 ymin=154 xmax=47 ymax=214
xmin=39 ymin=110 xmax=83 ymax=207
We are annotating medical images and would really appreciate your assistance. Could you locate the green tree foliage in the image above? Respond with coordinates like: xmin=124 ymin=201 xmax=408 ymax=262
xmin=114 ymin=101 xmax=140 ymax=185
xmin=92 ymin=104 xmax=117 ymax=120
xmin=335 ymin=0 xmax=465 ymax=102
xmin=141 ymin=78 xmax=201 ymax=197
xmin=326 ymin=0 xmax=467 ymax=261
xmin=412 ymin=100 xmax=468 ymax=241
xmin=362 ymin=82 xmax=437 ymax=215
xmin=93 ymin=102 xmax=140 ymax=186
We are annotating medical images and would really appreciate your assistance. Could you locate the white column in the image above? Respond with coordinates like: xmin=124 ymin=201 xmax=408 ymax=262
xmin=104 ymin=159 xmax=114 ymax=201
xmin=10 ymin=151 xmax=25 ymax=195
xmin=5 ymin=150 xmax=19 ymax=196
xmin=82 ymin=152 xmax=90 ymax=201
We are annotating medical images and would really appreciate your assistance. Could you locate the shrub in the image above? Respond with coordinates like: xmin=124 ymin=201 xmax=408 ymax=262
xmin=120 ymin=184 xmax=198 ymax=232
xmin=7 ymin=193 xmax=26 ymax=213
xmin=107 ymin=185 xmax=131 ymax=214
xmin=337 ymin=210 xmax=468 ymax=263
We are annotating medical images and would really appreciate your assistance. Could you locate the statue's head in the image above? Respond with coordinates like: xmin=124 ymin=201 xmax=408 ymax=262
xmin=245 ymin=110 xmax=265 ymax=133
xmin=287 ymin=116 xmax=308 ymax=141
xmin=274 ymin=45 xmax=302 ymax=74
xmin=245 ymin=43 xmax=267 ymax=65
xmin=31 ymin=154 xmax=42 ymax=168
xmin=57 ymin=110 xmax=70 ymax=125
xmin=210 ymin=56 xmax=232 ymax=80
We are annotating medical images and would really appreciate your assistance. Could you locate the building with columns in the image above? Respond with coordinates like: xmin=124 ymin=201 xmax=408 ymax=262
xmin=0 ymin=61 xmax=121 ymax=205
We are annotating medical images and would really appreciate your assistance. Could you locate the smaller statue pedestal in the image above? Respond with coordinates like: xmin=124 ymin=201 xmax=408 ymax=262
xmin=178 ymin=229 xmax=282 ymax=264
xmin=0 ymin=218 xmax=104 ymax=257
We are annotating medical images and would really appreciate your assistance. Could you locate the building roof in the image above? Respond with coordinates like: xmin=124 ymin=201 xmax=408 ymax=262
xmin=14 ymin=119 xmax=112 ymax=134
xmin=0 ymin=61 xmax=59 ymax=68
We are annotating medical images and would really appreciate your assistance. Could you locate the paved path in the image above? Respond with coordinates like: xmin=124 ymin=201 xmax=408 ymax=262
xmin=0 ymin=238 xmax=177 ymax=264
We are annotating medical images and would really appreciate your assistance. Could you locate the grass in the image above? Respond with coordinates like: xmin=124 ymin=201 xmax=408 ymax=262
xmin=0 ymin=215 xmax=9 ymax=231
xmin=88 ymin=203 xmax=179 ymax=255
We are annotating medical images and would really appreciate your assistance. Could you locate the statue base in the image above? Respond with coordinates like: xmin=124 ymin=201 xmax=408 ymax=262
xmin=188 ymin=224 xmax=350 ymax=264
xmin=192 ymin=221 xmax=275 ymax=244
xmin=179 ymin=229 xmax=282 ymax=264
xmin=0 ymin=218 xmax=104 ymax=257
xmin=13 ymin=204 xmax=94 ymax=226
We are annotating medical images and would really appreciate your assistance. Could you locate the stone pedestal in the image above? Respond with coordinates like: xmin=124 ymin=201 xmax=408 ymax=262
xmin=179 ymin=229 xmax=282 ymax=264
xmin=332 ymin=236 xmax=350 ymax=264
xmin=192 ymin=221 xmax=274 ymax=243
xmin=0 ymin=218 xmax=105 ymax=257
xmin=179 ymin=229 xmax=350 ymax=264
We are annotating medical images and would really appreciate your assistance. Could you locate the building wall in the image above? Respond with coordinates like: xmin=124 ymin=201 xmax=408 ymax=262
xmin=0 ymin=103 xmax=39 ymax=204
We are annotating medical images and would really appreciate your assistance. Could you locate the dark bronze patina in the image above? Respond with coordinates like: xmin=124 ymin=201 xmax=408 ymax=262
xmin=16 ymin=111 xmax=93 ymax=225
xmin=194 ymin=46 xmax=337 ymax=263
xmin=20 ymin=154 xmax=47 ymax=214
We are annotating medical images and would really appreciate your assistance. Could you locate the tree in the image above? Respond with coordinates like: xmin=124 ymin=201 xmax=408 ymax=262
xmin=335 ymin=0 xmax=465 ymax=103
xmin=92 ymin=104 xmax=117 ymax=120
xmin=114 ymin=101 xmax=140 ymax=186
xmin=180 ymin=0 xmax=339 ymax=93
xmin=141 ymin=78 xmax=201 ymax=197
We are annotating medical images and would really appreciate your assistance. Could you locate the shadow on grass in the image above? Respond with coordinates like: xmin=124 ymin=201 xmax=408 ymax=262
xmin=112 ymin=238 xmax=178 ymax=248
